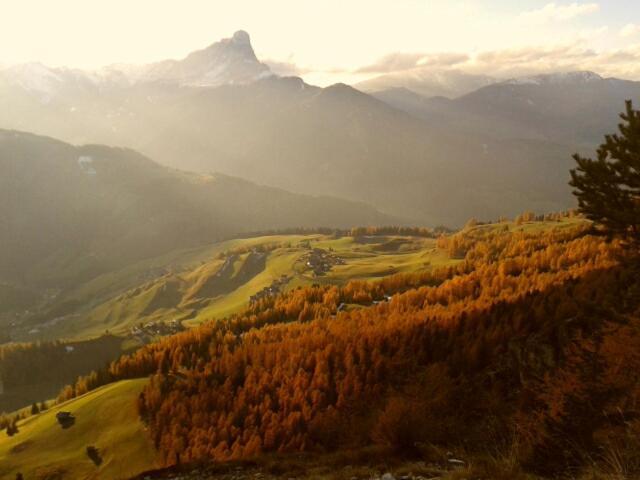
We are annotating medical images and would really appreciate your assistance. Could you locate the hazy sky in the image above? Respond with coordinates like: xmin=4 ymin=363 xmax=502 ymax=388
xmin=0 ymin=0 xmax=639 ymax=84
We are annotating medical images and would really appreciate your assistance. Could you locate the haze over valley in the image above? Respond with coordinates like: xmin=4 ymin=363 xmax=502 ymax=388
xmin=3 ymin=30 xmax=639 ymax=226
xmin=1 ymin=2 xmax=640 ymax=479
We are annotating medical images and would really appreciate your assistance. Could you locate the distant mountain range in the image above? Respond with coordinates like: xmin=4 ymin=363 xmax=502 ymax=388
xmin=371 ymin=71 xmax=640 ymax=146
xmin=356 ymin=69 xmax=497 ymax=99
xmin=0 ymin=31 xmax=638 ymax=228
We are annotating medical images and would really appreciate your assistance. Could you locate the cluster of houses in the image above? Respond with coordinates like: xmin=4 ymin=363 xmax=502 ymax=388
xmin=331 ymin=295 xmax=393 ymax=318
xmin=304 ymin=248 xmax=345 ymax=276
xmin=373 ymin=295 xmax=393 ymax=305
xmin=129 ymin=319 xmax=183 ymax=342
xmin=249 ymin=275 xmax=291 ymax=304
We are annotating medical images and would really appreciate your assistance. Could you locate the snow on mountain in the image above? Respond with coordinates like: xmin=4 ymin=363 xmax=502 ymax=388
xmin=113 ymin=30 xmax=272 ymax=87
xmin=0 ymin=63 xmax=66 ymax=103
xmin=503 ymin=71 xmax=603 ymax=86
xmin=2 ymin=63 xmax=63 ymax=93
xmin=358 ymin=69 xmax=610 ymax=100
xmin=0 ymin=30 xmax=273 ymax=100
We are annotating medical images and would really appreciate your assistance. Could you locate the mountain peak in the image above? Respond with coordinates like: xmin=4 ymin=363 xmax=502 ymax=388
xmin=0 ymin=30 xmax=272 ymax=94
xmin=231 ymin=30 xmax=251 ymax=46
xmin=210 ymin=29 xmax=254 ymax=56
xmin=132 ymin=30 xmax=271 ymax=87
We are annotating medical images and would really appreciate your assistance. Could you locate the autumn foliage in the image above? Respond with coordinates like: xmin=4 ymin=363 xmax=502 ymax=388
xmin=56 ymin=221 xmax=640 ymax=474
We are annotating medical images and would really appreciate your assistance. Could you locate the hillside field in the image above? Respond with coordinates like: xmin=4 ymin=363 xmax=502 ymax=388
xmin=10 ymin=218 xmax=585 ymax=344
xmin=18 ymin=232 xmax=462 ymax=342
xmin=0 ymin=379 xmax=157 ymax=480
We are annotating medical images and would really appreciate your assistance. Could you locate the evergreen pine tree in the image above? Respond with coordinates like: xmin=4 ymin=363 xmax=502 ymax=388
xmin=6 ymin=418 xmax=19 ymax=436
xmin=570 ymin=100 xmax=640 ymax=244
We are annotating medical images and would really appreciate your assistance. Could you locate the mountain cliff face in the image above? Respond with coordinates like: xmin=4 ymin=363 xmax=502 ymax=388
xmin=128 ymin=30 xmax=272 ymax=86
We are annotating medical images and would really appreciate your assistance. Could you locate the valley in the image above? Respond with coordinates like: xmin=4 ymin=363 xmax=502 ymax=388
xmin=0 ymin=228 xmax=459 ymax=413
xmin=2 ymin=33 xmax=633 ymax=226
xmin=2 ymin=215 xmax=635 ymax=480
xmin=1 ymin=7 xmax=640 ymax=479
xmin=11 ymin=217 xmax=582 ymax=345
xmin=4 ymin=231 xmax=456 ymax=343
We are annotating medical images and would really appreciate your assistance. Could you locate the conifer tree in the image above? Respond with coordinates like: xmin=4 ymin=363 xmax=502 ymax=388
xmin=570 ymin=100 xmax=640 ymax=244
xmin=6 ymin=418 xmax=18 ymax=436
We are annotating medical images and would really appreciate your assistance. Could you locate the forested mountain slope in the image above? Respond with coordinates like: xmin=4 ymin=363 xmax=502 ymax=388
xmin=0 ymin=130 xmax=392 ymax=291
xmin=120 ymin=221 xmax=633 ymax=471
xmin=6 ymin=218 xmax=637 ymax=479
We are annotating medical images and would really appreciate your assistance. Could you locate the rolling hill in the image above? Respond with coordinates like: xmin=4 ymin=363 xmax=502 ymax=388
xmin=0 ymin=130 xmax=395 ymax=342
xmin=7 ymin=229 xmax=461 ymax=343
xmin=0 ymin=379 xmax=157 ymax=480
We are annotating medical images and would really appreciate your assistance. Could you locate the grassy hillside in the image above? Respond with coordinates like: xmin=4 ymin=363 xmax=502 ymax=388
xmin=32 ymin=233 xmax=460 ymax=341
xmin=0 ymin=379 xmax=157 ymax=480
xmin=12 ymin=219 xmax=586 ymax=343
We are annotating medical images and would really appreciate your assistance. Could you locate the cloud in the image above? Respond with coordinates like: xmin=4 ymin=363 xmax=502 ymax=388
xmin=356 ymin=53 xmax=427 ymax=74
xmin=356 ymin=52 xmax=469 ymax=74
xmin=347 ymin=41 xmax=640 ymax=82
xmin=519 ymin=2 xmax=599 ymax=22
xmin=263 ymin=58 xmax=310 ymax=77
xmin=468 ymin=42 xmax=640 ymax=79
xmin=311 ymin=43 xmax=640 ymax=87
xmin=620 ymin=23 xmax=640 ymax=38
xmin=476 ymin=44 xmax=596 ymax=67
xmin=417 ymin=53 xmax=471 ymax=68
